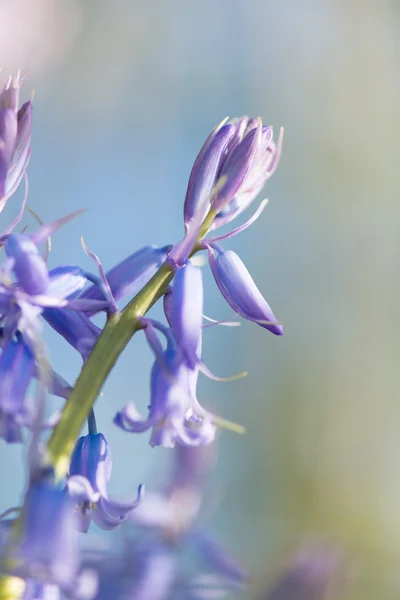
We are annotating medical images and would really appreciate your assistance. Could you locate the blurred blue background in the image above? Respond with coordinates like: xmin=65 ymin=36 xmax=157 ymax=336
xmin=1 ymin=1 xmax=400 ymax=597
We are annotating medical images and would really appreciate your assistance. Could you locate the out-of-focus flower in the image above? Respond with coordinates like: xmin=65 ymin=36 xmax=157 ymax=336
xmin=207 ymin=245 xmax=283 ymax=335
xmin=0 ymin=217 xmax=108 ymax=350
xmin=0 ymin=72 xmax=32 ymax=212
xmin=257 ymin=543 xmax=344 ymax=600
xmin=0 ymin=336 xmax=34 ymax=442
xmin=10 ymin=481 xmax=79 ymax=589
xmin=67 ymin=433 xmax=143 ymax=532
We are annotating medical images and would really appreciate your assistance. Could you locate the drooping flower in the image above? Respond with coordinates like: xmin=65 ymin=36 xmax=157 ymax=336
xmin=128 ymin=444 xmax=246 ymax=599
xmin=168 ymin=117 xmax=282 ymax=266
xmin=0 ymin=226 xmax=107 ymax=350
xmin=207 ymin=245 xmax=283 ymax=335
xmin=67 ymin=433 xmax=144 ymax=532
xmin=0 ymin=72 xmax=32 ymax=212
xmin=114 ymin=325 xmax=216 ymax=448
xmin=10 ymin=481 xmax=79 ymax=589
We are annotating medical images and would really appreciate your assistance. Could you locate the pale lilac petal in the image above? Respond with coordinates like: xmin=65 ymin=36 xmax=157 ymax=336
xmin=208 ymin=247 xmax=283 ymax=335
xmin=81 ymin=245 xmax=170 ymax=314
xmin=184 ymin=121 xmax=235 ymax=226
xmin=169 ymin=263 xmax=203 ymax=368
xmin=47 ymin=266 xmax=87 ymax=300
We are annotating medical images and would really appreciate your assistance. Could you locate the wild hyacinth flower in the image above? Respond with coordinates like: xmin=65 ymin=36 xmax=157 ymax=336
xmin=207 ymin=245 xmax=283 ymax=335
xmin=9 ymin=481 xmax=79 ymax=590
xmin=67 ymin=432 xmax=144 ymax=532
xmin=114 ymin=323 xmax=216 ymax=448
xmin=0 ymin=72 xmax=32 ymax=212
xmin=127 ymin=443 xmax=246 ymax=599
xmin=0 ymin=226 xmax=107 ymax=350
xmin=0 ymin=336 xmax=35 ymax=442
xmin=168 ymin=116 xmax=282 ymax=266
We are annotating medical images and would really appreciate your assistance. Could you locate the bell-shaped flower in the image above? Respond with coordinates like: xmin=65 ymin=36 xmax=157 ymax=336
xmin=0 ymin=220 xmax=108 ymax=350
xmin=207 ymin=246 xmax=283 ymax=335
xmin=0 ymin=336 xmax=35 ymax=416
xmin=166 ymin=261 xmax=203 ymax=369
xmin=114 ymin=329 xmax=216 ymax=448
xmin=80 ymin=244 xmax=171 ymax=315
xmin=0 ymin=72 xmax=32 ymax=212
xmin=10 ymin=481 xmax=79 ymax=589
xmin=67 ymin=433 xmax=144 ymax=533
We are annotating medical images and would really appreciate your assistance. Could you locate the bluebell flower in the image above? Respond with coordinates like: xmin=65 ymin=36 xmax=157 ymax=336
xmin=207 ymin=245 xmax=283 ymax=335
xmin=0 ymin=226 xmax=107 ymax=350
xmin=0 ymin=72 xmax=32 ymax=212
xmin=67 ymin=433 xmax=144 ymax=532
xmin=0 ymin=336 xmax=35 ymax=443
xmin=114 ymin=326 xmax=216 ymax=448
xmin=169 ymin=117 xmax=282 ymax=266
xmin=10 ymin=481 xmax=79 ymax=590
xmin=128 ymin=444 xmax=246 ymax=599
xmin=256 ymin=543 xmax=344 ymax=600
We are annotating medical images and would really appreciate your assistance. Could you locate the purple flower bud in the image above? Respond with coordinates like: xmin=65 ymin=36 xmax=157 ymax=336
xmin=168 ymin=262 xmax=203 ymax=369
xmin=0 ymin=337 xmax=35 ymax=415
xmin=81 ymin=245 xmax=170 ymax=314
xmin=210 ymin=122 xmax=261 ymax=215
xmin=184 ymin=122 xmax=237 ymax=227
xmin=0 ymin=74 xmax=32 ymax=210
xmin=208 ymin=247 xmax=283 ymax=335
xmin=68 ymin=433 xmax=143 ymax=532
xmin=212 ymin=126 xmax=283 ymax=230
xmin=12 ymin=481 xmax=79 ymax=588
xmin=169 ymin=117 xmax=281 ymax=267
xmin=5 ymin=234 xmax=49 ymax=296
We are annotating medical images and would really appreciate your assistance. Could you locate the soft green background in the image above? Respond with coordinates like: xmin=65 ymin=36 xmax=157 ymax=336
xmin=1 ymin=1 xmax=400 ymax=597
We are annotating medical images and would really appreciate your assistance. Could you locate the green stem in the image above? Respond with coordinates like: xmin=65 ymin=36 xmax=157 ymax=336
xmin=47 ymin=262 xmax=174 ymax=478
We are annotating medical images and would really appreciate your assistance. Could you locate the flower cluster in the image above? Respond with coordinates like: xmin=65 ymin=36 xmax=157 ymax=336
xmin=0 ymin=72 xmax=284 ymax=599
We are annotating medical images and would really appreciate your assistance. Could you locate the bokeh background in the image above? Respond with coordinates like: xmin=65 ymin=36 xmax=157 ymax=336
xmin=1 ymin=0 xmax=400 ymax=597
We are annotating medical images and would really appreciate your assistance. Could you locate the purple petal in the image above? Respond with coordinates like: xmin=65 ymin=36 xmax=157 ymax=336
xmin=211 ymin=122 xmax=261 ymax=214
xmin=184 ymin=121 xmax=235 ymax=227
xmin=113 ymin=402 xmax=155 ymax=433
xmin=81 ymin=245 xmax=170 ymax=315
xmin=67 ymin=475 xmax=101 ymax=504
xmin=5 ymin=234 xmax=49 ymax=295
xmin=169 ymin=263 xmax=203 ymax=369
xmin=13 ymin=482 xmax=79 ymax=587
xmin=69 ymin=434 xmax=111 ymax=497
xmin=0 ymin=338 xmax=35 ymax=414
xmin=47 ymin=266 xmax=87 ymax=300
xmin=208 ymin=248 xmax=283 ymax=335
xmin=42 ymin=308 xmax=101 ymax=360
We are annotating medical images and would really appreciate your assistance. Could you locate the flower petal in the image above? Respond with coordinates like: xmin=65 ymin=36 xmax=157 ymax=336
xmin=208 ymin=247 xmax=283 ymax=335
